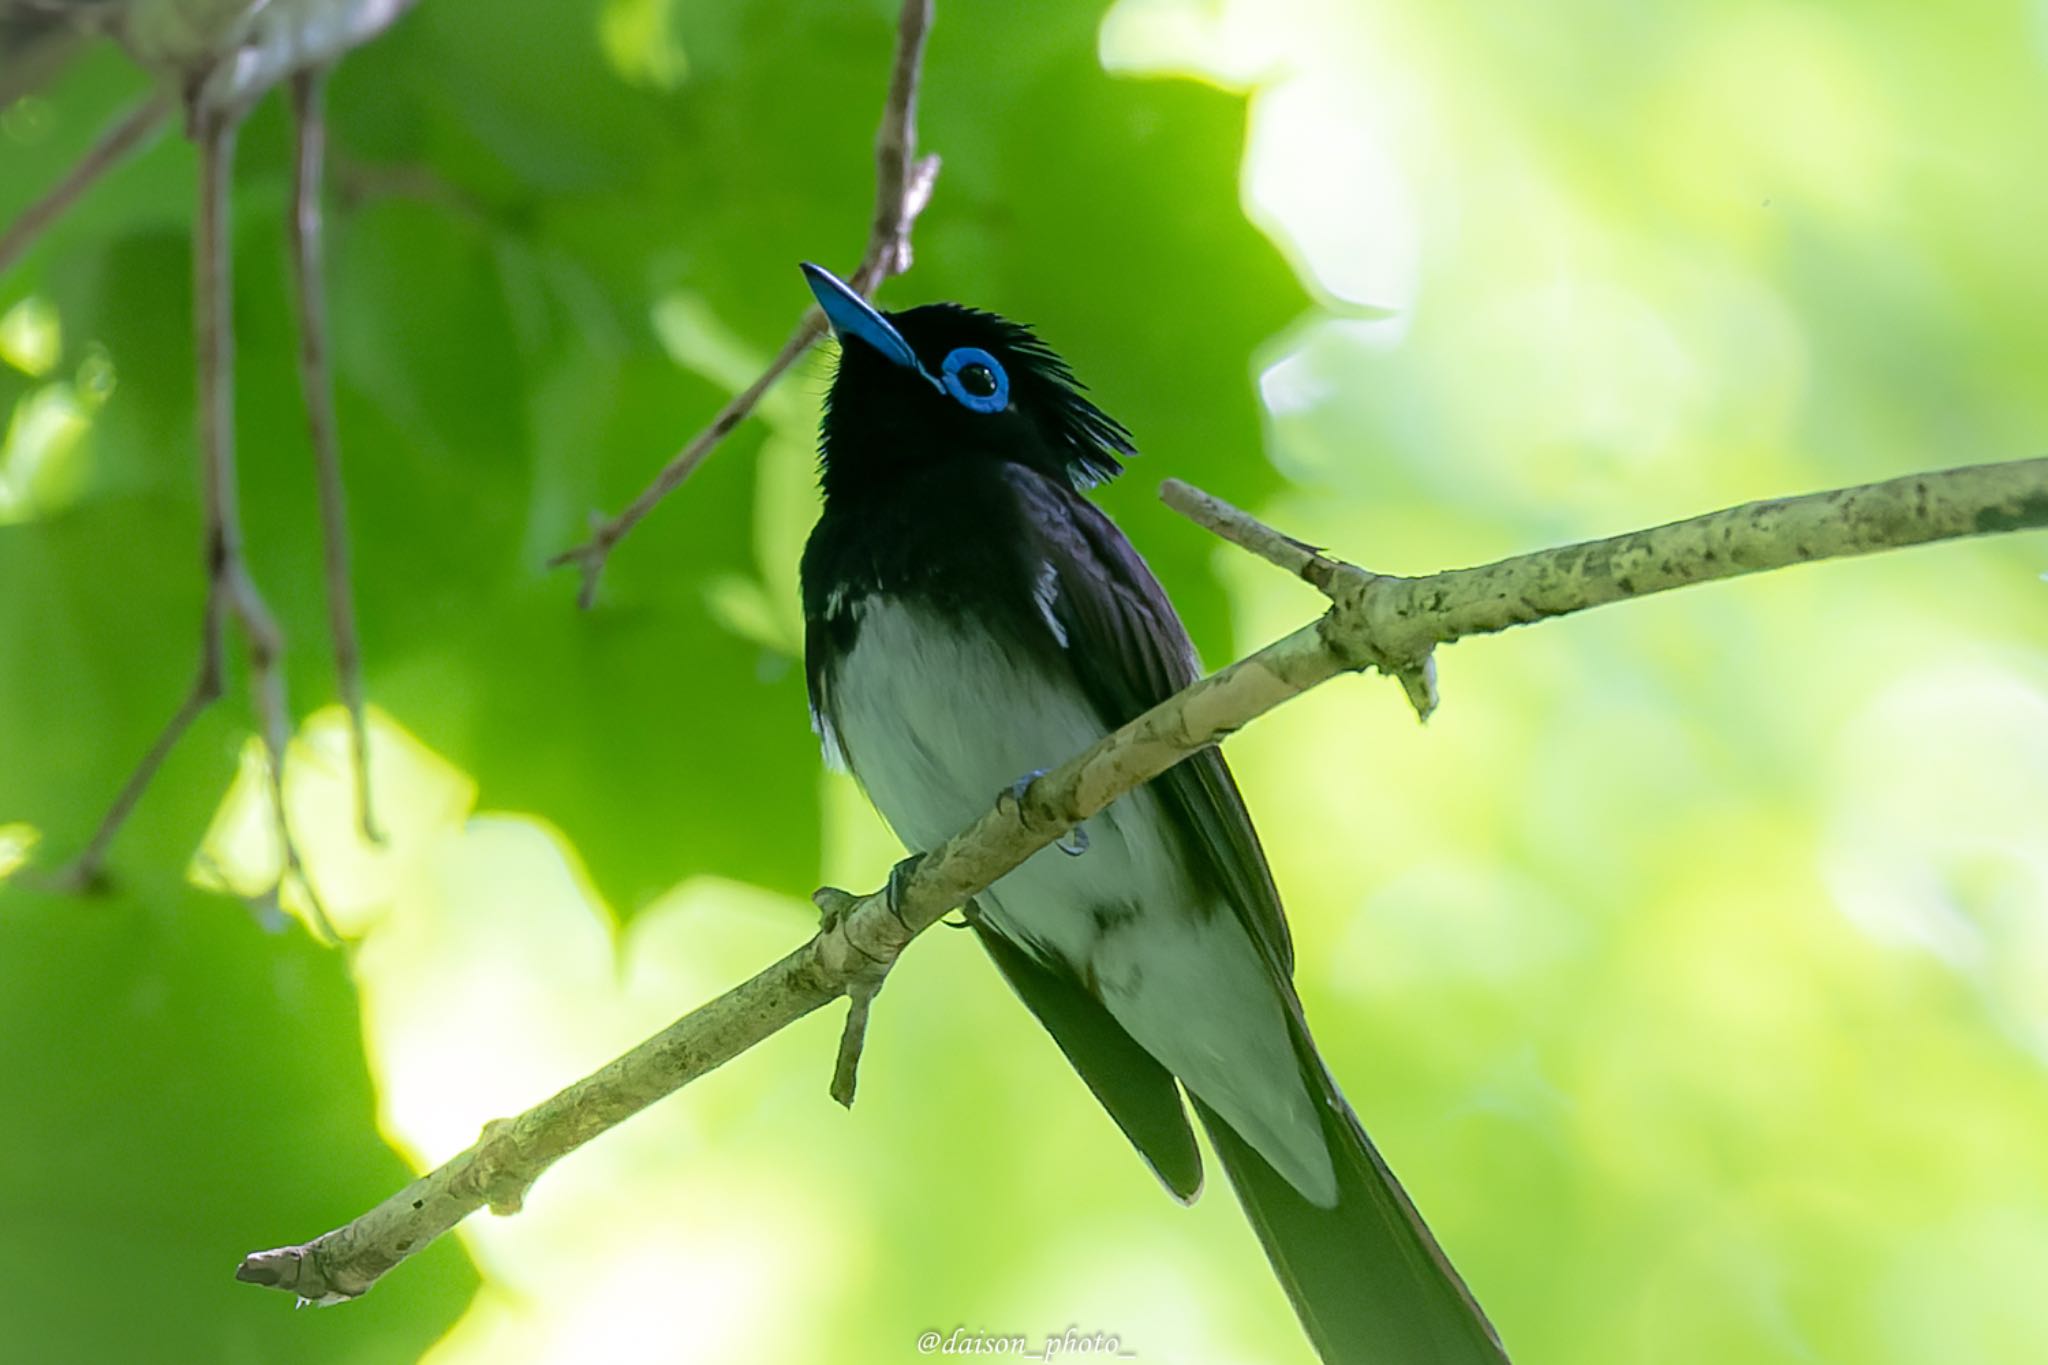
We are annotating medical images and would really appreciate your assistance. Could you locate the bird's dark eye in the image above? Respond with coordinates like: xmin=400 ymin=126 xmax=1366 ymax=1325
xmin=940 ymin=346 xmax=1009 ymax=413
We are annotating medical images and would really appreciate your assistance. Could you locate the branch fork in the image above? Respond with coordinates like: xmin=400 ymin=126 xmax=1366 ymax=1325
xmin=814 ymin=881 xmax=908 ymax=1108
xmin=547 ymin=0 xmax=941 ymax=609
xmin=1161 ymin=479 xmax=1440 ymax=716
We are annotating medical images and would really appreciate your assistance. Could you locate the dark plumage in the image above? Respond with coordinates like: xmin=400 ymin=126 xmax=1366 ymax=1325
xmin=797 ymin=263 xmax=1507 ymax=1364
xmin=817 ymin=302 xmax=1133 ymax=498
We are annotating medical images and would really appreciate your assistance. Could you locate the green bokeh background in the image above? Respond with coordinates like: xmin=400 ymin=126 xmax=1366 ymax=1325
xmin=4 ymin=0 xmax=2046 ymax=1361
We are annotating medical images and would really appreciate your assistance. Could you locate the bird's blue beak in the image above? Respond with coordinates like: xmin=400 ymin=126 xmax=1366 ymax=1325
xmin=801 ymin=262 xmax=923 ymax=372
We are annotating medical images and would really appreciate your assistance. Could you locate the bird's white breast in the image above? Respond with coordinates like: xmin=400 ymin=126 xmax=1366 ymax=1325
xmin=823 ymin=594 xmax=1334 ymax=1203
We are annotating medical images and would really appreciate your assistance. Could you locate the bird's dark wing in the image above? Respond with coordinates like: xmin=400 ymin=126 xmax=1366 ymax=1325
xmin=1002 ymin=465 xmax=1294 ymax=977
xmin=1004 ymin=464 xmax=1507 ymax=1363
xmin=971 ymin=911 xmax=1202 ymax=1201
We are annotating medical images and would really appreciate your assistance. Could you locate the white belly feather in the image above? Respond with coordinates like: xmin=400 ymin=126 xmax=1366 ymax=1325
xmin=827 ymin=595 xmax=1335 ymax=1204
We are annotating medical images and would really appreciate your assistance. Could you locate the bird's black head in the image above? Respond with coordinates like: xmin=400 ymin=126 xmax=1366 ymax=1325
xmin=802 ymin=263 xmax=1135 ymax=501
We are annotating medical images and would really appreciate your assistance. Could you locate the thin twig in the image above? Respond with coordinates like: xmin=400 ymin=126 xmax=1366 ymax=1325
xmin=46 ymin=110 xmax=238 ymax=894
xmin=36 ymin=7 xmax=418 ymax=888
xmin=1163 ymin=479 xmax=1349 ymax=593
xmin=830 ymin=987 xmax=877 ymax=1109
xmin=236 ymin=456 xmax=2048 ymax=1305
xmin=865 ymin=0 xmax=937 ymax=277
xmin=0 ymin=91 xmax=171 ymax=275
xmin=546 ymin=0 xmax=941 ymax=609
xmin=814 ymin=883 xmax=888 ymax=1107
xmin=288 ymin=67 xmax=379 ymax=843
xmin=546 ymin=319 xmax=825 ymax=607
xmin=194 ymin=110 xmax=336 ymax=941
xmin=56 ymin=109 xmax=338 ymax=938
xmin=50 ymin=587 xmax=226 ymax=892
xmin=187 ymin=116 xmax=250 ymax=861
xmin=1157 ymin=482 xmax=1432 ymax=708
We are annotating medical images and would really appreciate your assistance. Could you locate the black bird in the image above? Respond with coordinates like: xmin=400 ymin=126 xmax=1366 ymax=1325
xmin=797 ymin=263 xmax=1506 ymax=1365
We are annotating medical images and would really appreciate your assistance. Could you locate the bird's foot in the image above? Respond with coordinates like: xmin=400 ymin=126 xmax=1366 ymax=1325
xmin=816 ymin=854 xmax=928 ymax=1111
xmin=813 ymin=852 xmax=928 ymax=940
xmin=1001 ymin=768 xmax=1048 ymax=812
xmin=884 ymin=851 xmax=926 ymax=932
xmin=999 ymin=768 xmax=1088 ymax=856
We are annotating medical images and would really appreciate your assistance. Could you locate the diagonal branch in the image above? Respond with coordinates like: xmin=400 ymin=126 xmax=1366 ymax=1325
xmin=52 ymin=576 xmax=229 ymax=894
xmin=236 ymin=454 xmax=2048 ymax=1305
xmin=0 ymin=90 xmax=171 ymax=276
xmin=546 ymin=0 xmax=941 ymax=610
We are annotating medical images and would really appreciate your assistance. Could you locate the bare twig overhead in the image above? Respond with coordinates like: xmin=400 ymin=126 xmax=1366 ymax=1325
xmin=23 ymin=2 xmax=421 ymax=892
xmin=287 ymin=67 xmax=378 ymax=843
xmin=0 ymin=91 xmax=170 ymax=276
xmin=51 ymin=110 xmax=247 ymax=895
xmin=237 ymin=455 xmax=2048 ymax=1305
xmin=546 ymin=0 xmax=942 ymax=610
xmin=54 ymin=108 xmax=334 ymax=936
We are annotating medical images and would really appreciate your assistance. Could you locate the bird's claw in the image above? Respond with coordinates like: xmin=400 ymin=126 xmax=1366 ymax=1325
xmin=884 ymin=852 xmax=926 ymax=931
xmin=1000 ymin=768 xmax=1087 ymax=856
xmin=814 ymin=853 xmax=928 ymax=943
xmin=1002 ymin=768 xmax=1049 ymax=812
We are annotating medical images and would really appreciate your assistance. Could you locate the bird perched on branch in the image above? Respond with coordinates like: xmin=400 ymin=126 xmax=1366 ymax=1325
xmin=797 ymin=262 xmax=1508 ymax=1364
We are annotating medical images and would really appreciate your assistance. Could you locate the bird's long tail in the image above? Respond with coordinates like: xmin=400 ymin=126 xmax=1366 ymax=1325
xmin=1189 ymin=1017 xmax=1509 ymax=1365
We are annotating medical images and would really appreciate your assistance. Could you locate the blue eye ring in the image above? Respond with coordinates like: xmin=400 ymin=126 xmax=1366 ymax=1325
xmin=940 ymin=347 xmax=1009 ymax=413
